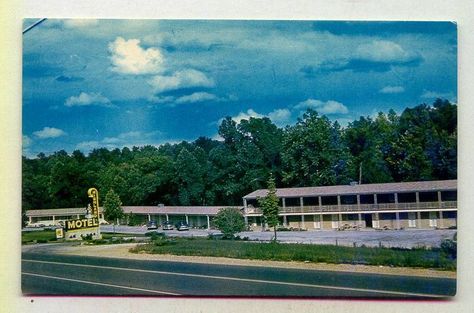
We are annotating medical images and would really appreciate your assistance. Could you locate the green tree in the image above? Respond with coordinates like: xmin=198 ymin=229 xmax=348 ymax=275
xmin=213 ymin=207 xmax=246 ymax=239
xmin=258 ymin=174 xmax=280 ymax=242
xmin=281 ymin=110 xmax=351 ymax=186
xmin=103 ymin=189 xmax=123 ymax=233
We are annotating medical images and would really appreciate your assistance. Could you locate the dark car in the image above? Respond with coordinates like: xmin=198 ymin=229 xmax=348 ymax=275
xmin=175 ymin=221 xmax=190 ymax=231
xmin=147 ymin=220 xmax=158 ymax=230
xmin=162 ymin=221 xmax=174 ymax=230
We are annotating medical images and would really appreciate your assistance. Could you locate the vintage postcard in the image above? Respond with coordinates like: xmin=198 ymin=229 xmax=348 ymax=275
xmin=21 ymin=19 xmax=457 ymax=299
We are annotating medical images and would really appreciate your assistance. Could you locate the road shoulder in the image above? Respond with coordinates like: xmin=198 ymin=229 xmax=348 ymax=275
xmin=23 ymin=243 xmax=456 ymax=279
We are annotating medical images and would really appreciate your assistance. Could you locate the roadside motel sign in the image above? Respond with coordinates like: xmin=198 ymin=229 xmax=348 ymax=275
xmin=61 ymin=188 xmax=102 ymax=240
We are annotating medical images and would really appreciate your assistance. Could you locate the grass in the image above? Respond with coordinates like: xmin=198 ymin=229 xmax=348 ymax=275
xmin=130 ymin=237 xmax=456 ymax=270
xmin=101 ymin=232 xmax=146 ymax=239
xmin=22 ymin=230 xmax=143 ymax=244
xmin=22 ymin=230 xmax=57 ymax=244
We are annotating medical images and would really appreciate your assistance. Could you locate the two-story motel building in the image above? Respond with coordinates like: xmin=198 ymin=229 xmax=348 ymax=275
xmin=243 ymin=180 xmax=457 ymax=230
xmin=25 ymin=180 xmax=457 ymax=231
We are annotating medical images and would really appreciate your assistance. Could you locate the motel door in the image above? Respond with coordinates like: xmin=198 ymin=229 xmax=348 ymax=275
xmin=313 ymin=215 xmax=321 ymax=229
xmin=331 ymin=214 xmax=339 ymax=229
xmin=429 ymin=212 xmax=438 ymax=227
xmin=408 ymin=212 xmax=417 ymax=228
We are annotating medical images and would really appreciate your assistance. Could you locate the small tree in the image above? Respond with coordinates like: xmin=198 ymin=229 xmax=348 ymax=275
xmin=103 ymin=189 xmax=123 ymax=234
xmin=258 ymin=174 xmax=280 ymax=242
xmin=213 ymin=207 xmax=246 ymax=239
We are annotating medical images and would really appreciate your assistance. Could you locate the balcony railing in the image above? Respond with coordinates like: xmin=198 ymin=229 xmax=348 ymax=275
xmin=245 ymin=201 xmax=457 ymax=215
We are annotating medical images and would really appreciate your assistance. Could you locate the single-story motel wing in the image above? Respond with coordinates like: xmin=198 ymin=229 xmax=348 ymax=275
xmin=26 ymin=179 xmax=457 ymax=231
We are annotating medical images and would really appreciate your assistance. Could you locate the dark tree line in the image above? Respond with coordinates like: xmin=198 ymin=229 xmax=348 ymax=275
xmin=22 ymin=99 xmax=457 ymax=211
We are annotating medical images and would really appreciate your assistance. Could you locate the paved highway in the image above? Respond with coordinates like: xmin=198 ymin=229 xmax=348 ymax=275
xmin=22 ymin=251 xmax=455 ymax=298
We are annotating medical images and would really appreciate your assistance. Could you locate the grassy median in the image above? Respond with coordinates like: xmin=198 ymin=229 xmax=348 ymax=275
xmin=130 ymin=237 xmax=456 ymax=270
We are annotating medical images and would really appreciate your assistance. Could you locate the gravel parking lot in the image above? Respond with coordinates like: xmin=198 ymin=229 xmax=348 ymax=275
xmin=99 ymin=225 xmax=456 ymax=248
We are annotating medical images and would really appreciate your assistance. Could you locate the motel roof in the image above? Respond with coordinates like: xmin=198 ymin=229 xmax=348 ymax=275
xmin=243 ymin=180 xmax=457 ymax=199
xmin=26 ymin=207 xmax=104 ymax=217
xmin=26 ymin=206 xmax=235 ymax=217
xmin=121 ymin=206 xmax=232 ymax=215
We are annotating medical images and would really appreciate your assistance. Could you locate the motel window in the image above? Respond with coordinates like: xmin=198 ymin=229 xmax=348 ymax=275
xmin=380 ymin=213 xmax=396 ymax=220
xmin=246 ymin=199 xmax=258 ymax=207
xmin=321 ymin=196 xmax=338 ymax=205
xmin=346 ymin=214 xmax=358 ymax=221
xmin=441 ymin=191 xmax=457 ymax=201
xmin=285 ymin=197 xmax=300 ymax=207
xmin=340 ymin=195 xmax=357 ymax=205
xmin=397 ymin=192 xmax=416 ymax=203
xmin=419 ymin=192 xmax=438 ymax=202
xmin=399 ymin=212 xmax=408 ymax=219
xmin=376 ymin=193 xmax=395 ymax=204
xmin=304 ymin=197 xmax=319 ymax=206
xmin=444 ymin=211 xmax=457 ymax=219
xmin=359 ymin=194 xmax=374 ymax=204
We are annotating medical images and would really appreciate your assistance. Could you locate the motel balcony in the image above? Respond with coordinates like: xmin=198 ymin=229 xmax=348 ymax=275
xmin=244 ymin=200 xmax=457 ymax=215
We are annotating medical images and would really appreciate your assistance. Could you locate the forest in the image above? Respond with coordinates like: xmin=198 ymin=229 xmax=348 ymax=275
xmin=22 ymin=99 xmax=457 ymax=211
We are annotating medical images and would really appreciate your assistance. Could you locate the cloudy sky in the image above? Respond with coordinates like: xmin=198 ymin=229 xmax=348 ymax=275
xmin=22 ymin=19 xmax=457 ymax=157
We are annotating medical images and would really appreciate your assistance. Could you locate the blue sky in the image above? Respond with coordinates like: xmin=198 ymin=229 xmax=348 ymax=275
xmin=22 ymin=19 xmax=457 ymax=157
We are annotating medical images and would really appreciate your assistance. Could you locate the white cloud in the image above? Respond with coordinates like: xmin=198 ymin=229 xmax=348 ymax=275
xmin=65 ymin=92 xmax=111 ymax=107
xmin=231 ymin=109 xmax=264 ymax=123
xmin=23 ymin=135 xmax=33 ymax=147
xmin=175 ymin=92 xmax=219 ymax=104
xmin=355 ymin=40 xmax=416 ymax=63
xmin=33 ymin=127 xmax=67 ymax=139
xmin=76 ymin=141 xmax=101 ymax=151
xmin=63 ymin=19 xmax=98 ymax=28
xmin=109 ymin=37 xmax=164 ymax=75
xmin=148 ymin=69 xmax=214 ymax=94
xmin=379 ymin=86 xmax=405 ymax=94
xmin=294 ymin=99 xmax=349 ymax=115
xmin=77 ymin=131 xmax=166 ymax=152
xmin=421 ymin=90 xmax=455 ymax=101
xmin=268 ymin=108 xmax=291 ymax=125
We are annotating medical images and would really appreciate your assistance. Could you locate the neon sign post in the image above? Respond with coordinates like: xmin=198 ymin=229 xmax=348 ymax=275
xmin=61 ymin=188 xmax=102 ymax=240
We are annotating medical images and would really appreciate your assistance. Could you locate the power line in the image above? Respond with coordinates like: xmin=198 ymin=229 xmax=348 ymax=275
xmin=23 ymin=18 xmax=47 ymax=34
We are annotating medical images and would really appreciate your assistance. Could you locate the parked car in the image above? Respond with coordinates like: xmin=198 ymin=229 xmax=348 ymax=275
xmin=162 ymin=221 xmax=174 ymax=230
xmin=147 ymin=220 xmax=158 ymax=230
xmin=175 ymin=221 xmax=190 ymax=231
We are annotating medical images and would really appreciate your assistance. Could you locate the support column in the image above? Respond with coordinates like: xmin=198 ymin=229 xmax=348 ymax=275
xmin=283 ymin=215 xmax=287 ymax=226
xmin=439 ymin=211 xmax=444 ymax=228
xmin=320 ymin=214 xmax=323 ymax=229
xmin=244 ymin=215 xmax=249 ymax=228
xmin=374 ymin=213 xmax=379 ymax=229
xmin=165 ymin=214 xmax=169 ymax=222
xmin=357 ymin=194 xmax=361 ymax=210
xmin=415 ymin=192 xmax=420 ymax=209
xmin=301 ymin=215 xmax=305 ymax=229
xmin=206 ymin=215 xmax=210 ymax=230
xmin=147 ymin=214 xmax=151 ymax=222
xmin=243 ymin=198 xmax=248 ymax=209
xmin=185 ymin=215 xmax=189 ymax=224
xmin=374 ymin=194 xmax=378 ymax=205
xmin=52 ymin=215 xmax=55 ymax=222
xmin=29 ymin=216 xmax=32 ymax=223
xmin=395 ymin=212 xmax=400 ymax=230
xmin=77 ymin=214 xmax=80 ymax=219
xmin=282 ymin=198 xmax=286 ymax=209
xmin=338 ymin=213 xmax=342 ymax=229
xmin=337 ymin=195 xmax=341 ymax=211
xmin=318 ymin=196 xmax=322 ymax=211
xmin=437 ymin=191 xmax=442 ymax=209
xmin=417 ymin=211 xmax=421 ymax=229
xmin=300 ymin=197 xmax=304 ymax=213
xmin=358 ymin=213 xmax=362 ymax=228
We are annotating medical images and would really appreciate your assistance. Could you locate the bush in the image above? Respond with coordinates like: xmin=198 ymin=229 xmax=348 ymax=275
xmin=440 ymin=239 xmax=457 ymax=259
xmin=213 ymin=208 xmax=246 ymax=239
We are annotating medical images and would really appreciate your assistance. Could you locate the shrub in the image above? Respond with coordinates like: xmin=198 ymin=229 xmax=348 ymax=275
xmin=213 ymin=208 xmax=246 ymax=239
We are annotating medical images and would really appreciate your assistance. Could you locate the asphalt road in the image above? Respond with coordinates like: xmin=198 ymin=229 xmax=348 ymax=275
xmin=22 ymin=251 xmax=456 ymax=298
